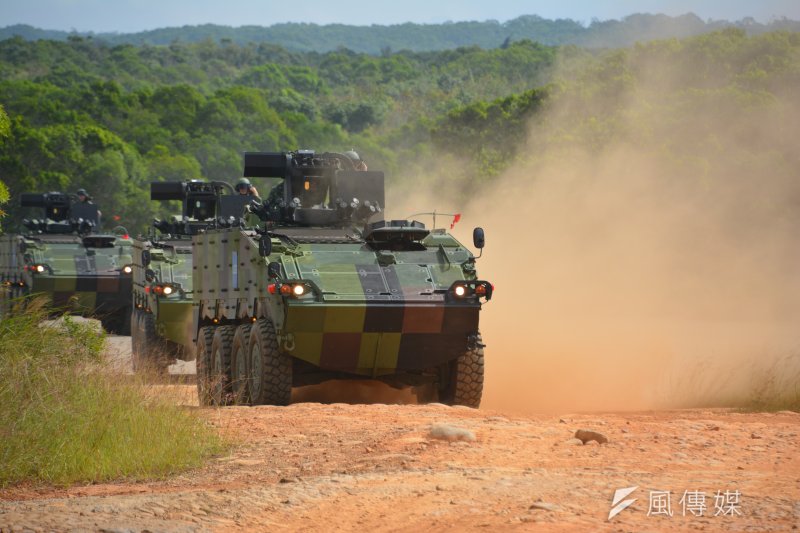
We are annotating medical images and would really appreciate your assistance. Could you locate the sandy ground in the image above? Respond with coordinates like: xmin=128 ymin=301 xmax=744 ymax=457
xmin=1 ymin=335 xmax=799 ymax=532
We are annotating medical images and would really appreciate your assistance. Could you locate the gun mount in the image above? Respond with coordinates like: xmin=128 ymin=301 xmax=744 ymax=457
xmin=20 ymin=192 xmax=100 ymax=235
xmin=150 ymin=180 xmax=251 ymax=237
xmin=244 ymin=151 xmax=384 ymax=227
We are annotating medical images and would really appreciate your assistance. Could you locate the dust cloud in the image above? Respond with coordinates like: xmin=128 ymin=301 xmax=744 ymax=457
xmin=394 ymin=47 xmax=800 ymax=413
xmin=474 ymin=149 xmax=800 ymax=413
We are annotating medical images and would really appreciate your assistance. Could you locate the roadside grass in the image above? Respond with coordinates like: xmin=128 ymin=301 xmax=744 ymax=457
xmin=0 ymin=300 xmax=225 ymax=487
xmin=744 ymin=354 xmax=800 ymax=412
xmin=660 ymin=352 xmax=800 ymax=412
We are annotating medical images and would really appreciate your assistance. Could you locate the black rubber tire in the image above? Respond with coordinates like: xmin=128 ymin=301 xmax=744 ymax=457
xmin=0 ymin=289 xmax=8 ymax=318
xmin=140 ymin=311 xmax=169 ymax=374
xmin=196 ymin=326 xmax=215 ymax=406
xmin=100 ymin=314 xmax=116 ymax=335
xmin=248 ymin=318 xmax=292 ymax=406
xmin=131 ymin=308 xmax=143 ymax=372
xmin=210 ymin=325 xmax=236 ymax=406
xmin=100 ymin=306 xmax=132 ymax=336
xmin=116 ymin=306 xmax=132 ymax=336
xmin=230 ymin=323 xmax=253 ymax=405
xmin=439 ymin=334 xmax=484 ymax=408
xmin=165 ymin=339 xmax=188 ymax=361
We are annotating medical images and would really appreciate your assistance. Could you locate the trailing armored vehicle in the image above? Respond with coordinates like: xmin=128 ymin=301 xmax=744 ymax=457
xmin=0 ymin=191 xmax=133 ymax=333
xmin=193 ymin=151 xmax=492 ymax=407
xmin=131 ymin=180 xmax=252 ymax=372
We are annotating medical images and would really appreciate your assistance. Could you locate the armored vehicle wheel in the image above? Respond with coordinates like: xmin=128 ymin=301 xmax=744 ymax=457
xmin=165 ymin=340 xmax=188 ymax=362
xmin=118 ymin=306 xmax=132 ymax=336
xmin=140 ymin=311 xmax=169 ymax=374
xmin=210 ymin=326 xmax=235 ymax=406
xmin=439 ymin=334 xmax=484 ymax=408
xmin=248 ymin=318 xmax=291 ymax=406
xmin=131 ymin=309 xmax=155 ymax=373
xmin=196 ymin=326 xmax=215 ymax=406
xmin=230 ymin=323 xmax=253 ymax=405
xmin=100 ymin=307 xmax=132 ymax=336
xmin=131 ymin=309 xmax=143 ymax=372
xmin=0 ymin=291 xmax=8 ymax=318
xmin=100 ymin=311 xmax=115 ymax=335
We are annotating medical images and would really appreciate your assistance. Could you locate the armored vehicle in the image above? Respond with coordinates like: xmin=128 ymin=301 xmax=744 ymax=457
xmin=192 ymin=151 xmax=492 ymax=407
xmin=0 ymin=191 xmax=133 ymax=333
xmin=131 ymin=180 xmax=252 ymax=372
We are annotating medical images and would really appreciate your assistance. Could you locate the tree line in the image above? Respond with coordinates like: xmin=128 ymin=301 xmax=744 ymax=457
xmin=2 ymin=13 xmax=799 ymax=53
xmin=0 ymin=29 xmax=798 ymax=232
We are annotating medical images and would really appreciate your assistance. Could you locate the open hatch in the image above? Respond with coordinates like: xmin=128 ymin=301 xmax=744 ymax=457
xmin=364 ymin=220 xmax=430 ymax=251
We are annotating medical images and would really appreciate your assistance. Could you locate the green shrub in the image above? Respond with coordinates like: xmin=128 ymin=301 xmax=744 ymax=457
xmin=0 ymin=301 xmax=224 ymax=486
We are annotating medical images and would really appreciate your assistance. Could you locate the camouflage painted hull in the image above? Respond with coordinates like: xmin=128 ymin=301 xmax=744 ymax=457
xmin=194 ymin=229 xmax=483 ymax=377
xmin=32 ymin=275 xmax=132 ymax=314
xmin=153 ymin=299 xmax=194 ymax=349
xmin=285 ymin=302 xmax=478 ymax=376
xmin=1 ymin=233 xmax=133 ymax=321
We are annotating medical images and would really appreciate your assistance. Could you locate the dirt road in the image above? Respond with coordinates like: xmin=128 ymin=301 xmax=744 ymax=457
xmin=1 ymin=336 xmax=799 ymax=531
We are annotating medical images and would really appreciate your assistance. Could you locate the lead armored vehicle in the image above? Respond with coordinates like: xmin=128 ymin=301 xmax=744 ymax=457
xmin=131 ymin=180 xmax=252 ymax=372
xmin=0 ymin=191 xmax=133 ymax=333
xmin=193 ymin=151 xmax=492 ymax=407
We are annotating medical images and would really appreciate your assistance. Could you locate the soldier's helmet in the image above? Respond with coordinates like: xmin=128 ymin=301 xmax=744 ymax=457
xmin=344 ymin=150 xmax=367 ymax=170
xmin=235 ymin=178 xmax=252 ymax=193
xmin=76 ymin=188 xmax=92 ymax=202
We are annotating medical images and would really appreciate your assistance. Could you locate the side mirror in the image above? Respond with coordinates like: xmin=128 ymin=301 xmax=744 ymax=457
xmin=473 ymin=227 xmax=485 ymax=249
xmin=258 ymin=235 xmax=272 ymax=257
xmin=267 ymin=262 xmax=282 ymax=279
xmin=145 ymin=268 xmax=157 ymax=283
xmin=141 ymin=250 xmax=151 ymax=267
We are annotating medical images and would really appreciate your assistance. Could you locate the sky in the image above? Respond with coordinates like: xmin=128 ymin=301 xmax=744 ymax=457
xmin=1 ymin=0 xmax=799 ymax=33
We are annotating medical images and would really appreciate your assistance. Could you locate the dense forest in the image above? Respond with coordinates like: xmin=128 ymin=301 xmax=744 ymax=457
xmin=0 ymin=27 xmax=798 ymax=233
xmin=3 ymin=14 xmax=800 ymax=53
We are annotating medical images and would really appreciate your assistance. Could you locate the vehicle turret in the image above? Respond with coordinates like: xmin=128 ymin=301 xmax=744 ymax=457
xmin=20 ymin=192 xmax=100 ymax=235
xmin=150 ymin=180 xmax=251 ymax=237
xmin=245 ymin=151 xmax=384 ymax=227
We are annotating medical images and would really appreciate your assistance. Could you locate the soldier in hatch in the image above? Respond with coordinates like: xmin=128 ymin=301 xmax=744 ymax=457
xmin=76 ymin=188 xmax=102 ymax=219
xmin=344 ymin=150 xmax=368 ymax=171
xmin=76 ymin=188 xmax=93 ymax=203
xmin=235 ymin=178 xmax=260 ymax=199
